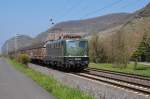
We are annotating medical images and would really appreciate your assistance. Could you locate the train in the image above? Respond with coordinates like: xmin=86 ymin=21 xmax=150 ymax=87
xmin=10 ymin=33 xmax=89 ymax=71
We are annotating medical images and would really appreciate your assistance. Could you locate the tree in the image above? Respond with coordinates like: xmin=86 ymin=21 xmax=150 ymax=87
xmin=132 ymin=33 xmax=150 ymax=62
xmin=112 ymin=30 xmax=129 ymax=68
xmin=89 ymin=34 xmax=107 ymax=63
xmin=132 ymin=34 xmax=147 ymax=61
xmin=144 ymin=34 xmax=150 ymax=62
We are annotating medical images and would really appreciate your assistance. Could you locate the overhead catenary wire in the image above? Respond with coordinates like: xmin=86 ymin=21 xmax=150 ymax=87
xmin=79 ymin=0 xmax=145 ymax=23
xmin=80 ymin=0 xmax=124 ymax=19
xmin=118 ymin=0 xmax=143 ymax=10
xmin=79 ymin=0 xmax=145 ymax=20
xmin=56 ymin=0 xmax=84 ymax=23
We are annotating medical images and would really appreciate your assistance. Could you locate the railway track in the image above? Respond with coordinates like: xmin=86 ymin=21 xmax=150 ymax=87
xmin=72 ymin=67 xmax=150 ymax=96
xmin=87 ymin=67 xmax=150 ymax=81
xmin=85 ymin=68 xmax=150 ymax=87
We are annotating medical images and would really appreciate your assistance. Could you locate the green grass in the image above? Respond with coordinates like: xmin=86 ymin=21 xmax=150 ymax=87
xmin=8 ymin=59 xmax=93 ymax=99
xmin=89 ymin=63 xmax=150 ymax=77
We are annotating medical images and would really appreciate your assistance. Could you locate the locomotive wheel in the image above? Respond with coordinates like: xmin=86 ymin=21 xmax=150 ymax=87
xmin=56 ymin=62 xmax=61 ymax=70
xmin=64 ymin=64 xmax=69 ymax=71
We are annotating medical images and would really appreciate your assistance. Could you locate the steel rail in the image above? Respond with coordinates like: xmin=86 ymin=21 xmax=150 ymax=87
xmin=74 ymin=72 xmax=150 ymax=96
xmin=87 ymin=67 xmax=150 ymax=81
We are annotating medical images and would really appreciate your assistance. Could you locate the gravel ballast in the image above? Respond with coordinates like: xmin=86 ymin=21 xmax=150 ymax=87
xmin=28 ymin=63 xmax=150 ymax=99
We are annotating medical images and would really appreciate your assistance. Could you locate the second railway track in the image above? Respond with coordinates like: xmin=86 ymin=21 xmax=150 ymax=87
xmin=72 ymin=67 xmax=150 ymax=96
xmin=85 ymin=67 xmax=150 ymax=88
xmin=87 ymin=67 xmax=150 ymax=81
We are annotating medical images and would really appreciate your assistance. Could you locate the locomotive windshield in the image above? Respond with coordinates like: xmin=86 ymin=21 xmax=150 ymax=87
xmin=66 ymin=40 xmax=88 ymax=56
xmin=67 ymin=41 xmax=77 ymax=48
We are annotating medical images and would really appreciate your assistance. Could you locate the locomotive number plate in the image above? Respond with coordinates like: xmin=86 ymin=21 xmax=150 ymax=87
xmin=75 ymin=58 xmax=81 ymax=60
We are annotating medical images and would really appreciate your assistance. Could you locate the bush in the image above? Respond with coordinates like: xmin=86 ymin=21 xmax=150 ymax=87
xmin=9 ymin=55 xmax=15 ymax=59
xmin=17 ymin=54 xmax=30 ymax=65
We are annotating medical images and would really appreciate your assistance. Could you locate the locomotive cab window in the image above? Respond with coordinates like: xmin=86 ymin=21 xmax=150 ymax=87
xmin=67 ymin=41 xmax=77 ymax=48
xmin=79 ymin=41 xmax=87 ymax=48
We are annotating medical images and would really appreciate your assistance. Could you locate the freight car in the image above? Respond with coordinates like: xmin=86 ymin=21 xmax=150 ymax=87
xmin=15 ymin=35 xmax=89 ymax=70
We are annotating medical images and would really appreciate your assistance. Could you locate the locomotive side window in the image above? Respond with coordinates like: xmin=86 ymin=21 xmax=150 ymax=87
xmin=54 ymin=43 xmax=56 ymax=48
xmin=59 ymin=42 xmax=60 ymax=48
xmin=51 ymin=43 xmax=53 ymax=48
xmin=56 ymin=42 xmax=58 ymax=48
xmin=50 ymin=43 xmax=51 ymax=48
xmin=48 ymin=42 xmax=50 ymax=48
xmin=55 ymin=42 xmax=57 ymax=48
xmin=79 ymin=41 xmax=86 ymax=48
xmin=57 ymin=42 xmax=59 ymax=48
xmin=61 ymin=41 xmax=63 ymax=48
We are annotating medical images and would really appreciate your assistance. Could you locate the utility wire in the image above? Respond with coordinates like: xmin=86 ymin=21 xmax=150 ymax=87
xmin=56 ymin=0 xmax=83 ymax=22
xmin=80 ymin=0 xmax=124 ymax=19
xmin=118 ymin=0 xmax=144 ymax=10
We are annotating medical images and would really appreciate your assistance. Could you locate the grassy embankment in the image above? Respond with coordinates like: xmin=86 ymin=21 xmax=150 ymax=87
xmin=89 ymin=63 xmax=150 ymax=77
xmin=8 ymin=59 xmax=93 ymax=99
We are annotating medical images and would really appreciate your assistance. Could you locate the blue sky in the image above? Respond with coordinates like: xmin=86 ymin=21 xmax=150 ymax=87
xmin=0 ymin=0 xmax=150 ymax=52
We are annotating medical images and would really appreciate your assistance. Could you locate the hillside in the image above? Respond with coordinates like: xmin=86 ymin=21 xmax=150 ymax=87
xmin=35 ymin=13 xmax=132 ymax=42
xmin=137 ymin=3 xmax=150 ymax=17
xmin=2 ymin=35 xmax=33 ymax=54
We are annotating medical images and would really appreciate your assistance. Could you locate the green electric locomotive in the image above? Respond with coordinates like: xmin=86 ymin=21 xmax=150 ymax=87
xmin=44 ymin=39 xmax=89 ymax=70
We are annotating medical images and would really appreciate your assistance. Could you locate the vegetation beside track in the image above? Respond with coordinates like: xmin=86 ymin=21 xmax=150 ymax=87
xmin=8 ymin=59 xmax=93 ymax=99
xmin=89 ymin=63 xmax=150 ymax=77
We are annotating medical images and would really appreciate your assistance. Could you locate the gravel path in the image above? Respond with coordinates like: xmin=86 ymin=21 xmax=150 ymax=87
xmin=0 ymin=58 xmax=56 ymax=99
xmin=130 ymin=62 xmax=150 ymax=67
xmin=28 ymin=63 xmax=150 ymax=99
xmin=138 ymin=62 xmax=150 ymax=66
